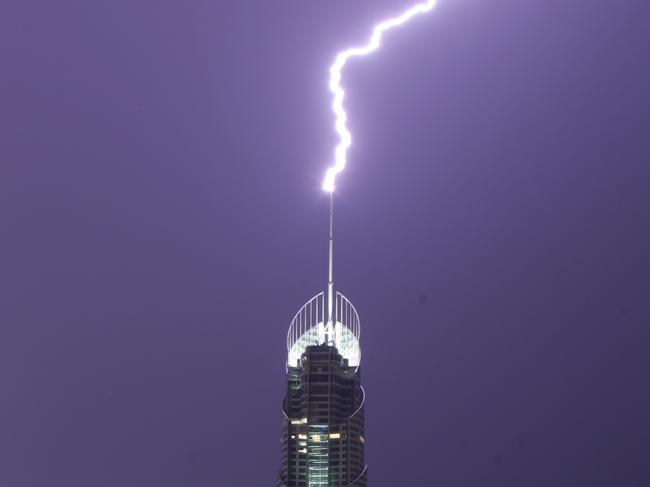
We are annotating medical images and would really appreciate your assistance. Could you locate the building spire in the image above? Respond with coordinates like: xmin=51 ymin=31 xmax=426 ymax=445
xmin=326 ymin=192 xmax=334 ymax=344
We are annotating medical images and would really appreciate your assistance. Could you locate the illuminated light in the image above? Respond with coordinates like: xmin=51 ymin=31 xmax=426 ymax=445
xmin=291 ymin=435 xmax=296 ymax=439
xmin=323 ymin=0 xmax=438 ymax=192
xmin=330 ymin=433 xmax=341 ymax=439
xmin=359 ymin=435 xmax=365 ymax=444
xmin=312 ymin=434 xmax=321 ymax=442
xmin=299 ymin=448 xmax=308 ymax=454
xmin=291 ymin=419 xmax=301 ymax=425
xmin=298 ymin=434 xmax=308 ymax=440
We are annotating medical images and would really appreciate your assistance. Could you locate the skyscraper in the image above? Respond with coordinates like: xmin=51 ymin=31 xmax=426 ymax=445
xmin=277 ymin=290 xmax=367 ymax=487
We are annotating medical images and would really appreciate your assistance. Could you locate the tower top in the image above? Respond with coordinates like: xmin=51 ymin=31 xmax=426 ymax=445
xmin=286 ymin=291 xmax=361 ymax=370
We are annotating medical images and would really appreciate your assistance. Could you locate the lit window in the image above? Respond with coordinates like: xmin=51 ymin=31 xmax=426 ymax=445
xmin=359 ymin=435 xmax=365 ymax=444
xmin=330 ymin=433 xmax=340 ymax=439
xmin=298 ymin=434 xmax=308 ymax=440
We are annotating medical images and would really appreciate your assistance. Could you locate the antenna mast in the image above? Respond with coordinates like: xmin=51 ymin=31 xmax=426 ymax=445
xmin=326 ymin=192 xmax=334 ymax=344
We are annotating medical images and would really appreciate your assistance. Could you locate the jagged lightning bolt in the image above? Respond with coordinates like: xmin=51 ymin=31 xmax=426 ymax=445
xmin=322 ymin=0 xmax=437 ymax=192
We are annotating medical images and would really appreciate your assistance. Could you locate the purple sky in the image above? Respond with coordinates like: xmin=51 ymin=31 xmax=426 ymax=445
xmin=2 ymin=0 xmax=649 ymax=485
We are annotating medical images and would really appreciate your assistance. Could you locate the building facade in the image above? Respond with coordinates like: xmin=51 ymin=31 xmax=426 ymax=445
xmin=277 ymin=292 xmax=367 ymax=487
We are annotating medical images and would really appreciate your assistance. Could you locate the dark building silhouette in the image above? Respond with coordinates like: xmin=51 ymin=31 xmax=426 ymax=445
xmin=277 ymin=292 xmax=367 ymax=487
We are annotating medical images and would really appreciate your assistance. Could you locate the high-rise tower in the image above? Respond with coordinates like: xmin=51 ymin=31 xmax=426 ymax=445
xmin=277 ymin=293 xmax=367 ymax=487
xmin=277 ymin=196 xmax=367 ymax=486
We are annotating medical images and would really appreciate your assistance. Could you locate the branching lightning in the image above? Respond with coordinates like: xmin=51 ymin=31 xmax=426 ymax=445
xmin=322 ymin=0 xmax=437 ymax=192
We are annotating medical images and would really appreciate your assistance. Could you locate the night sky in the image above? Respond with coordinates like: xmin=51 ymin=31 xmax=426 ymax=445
xmin=2 ymin=0 xmax=650 ymax=485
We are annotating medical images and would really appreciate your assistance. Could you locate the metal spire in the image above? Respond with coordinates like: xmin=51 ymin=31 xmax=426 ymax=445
xmin=326 ymin=192 xmax=334 ymax=345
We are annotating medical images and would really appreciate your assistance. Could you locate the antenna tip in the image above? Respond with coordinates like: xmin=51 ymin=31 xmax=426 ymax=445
xmin=323 ymin=169 xmax=336 ymax=192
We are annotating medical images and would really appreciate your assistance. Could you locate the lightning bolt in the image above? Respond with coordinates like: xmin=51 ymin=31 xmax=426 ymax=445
xmin=322 ymin=0 xmax=438 ymax=192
